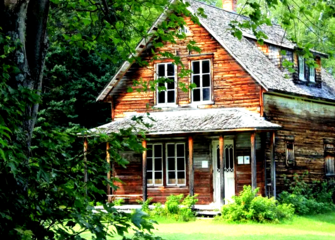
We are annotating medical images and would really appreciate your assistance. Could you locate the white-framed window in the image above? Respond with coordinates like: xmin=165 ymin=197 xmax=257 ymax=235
xmin=191 ymin=59 xmax=211 ymax=102
xmin=309 ymin=65 xmax=315 ymax=82
xmin=298 ymin=56 xmax=305 ymax=81
xmin=166 ymin=143 xmax=186 ymax=186
xmin=156 ymin=63 xmax=176 ymax=105
xmin=147 ymin=144 xmax=163 ymax=186
xmin=298 ymin=56 xmax=316 ymax=82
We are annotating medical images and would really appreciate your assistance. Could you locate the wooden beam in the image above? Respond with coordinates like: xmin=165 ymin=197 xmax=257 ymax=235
xmin=261 ymin=133 xmax=267 ymax=197
xmin=270 ymin=132 xmax=276 ymax=199
xmin=219 ymin=135 xmax=224 ymax=205
xmin=251 ymin=132 xmax=257 ymax=190
xmin=142 ymin=140 xmax=147 ymax=201
xmin=106 ymin=142 xmax=111 ymax=202
xmin=188 ymin=136 xmax=194 ymax=196
xmin=84 ymin=137 xmax=88 ymax=196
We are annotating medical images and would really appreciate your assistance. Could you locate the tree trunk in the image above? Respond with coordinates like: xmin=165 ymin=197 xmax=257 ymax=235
xmin=1 ymin=0 xmax=49 ymax=152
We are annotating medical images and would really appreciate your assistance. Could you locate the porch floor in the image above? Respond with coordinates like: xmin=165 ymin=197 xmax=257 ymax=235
xmin=94 ymin=205 xmax=221 ymax=217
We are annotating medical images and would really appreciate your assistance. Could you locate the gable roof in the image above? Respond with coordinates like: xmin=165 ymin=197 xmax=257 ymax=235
xmin=89 ymin=108 xmax=281 ymax=135
xmin=96 ymin=0 xmax=335 ymax=102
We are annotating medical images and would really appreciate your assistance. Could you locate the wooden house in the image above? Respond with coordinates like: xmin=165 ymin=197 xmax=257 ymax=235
xmin=91 ymin=0 xmax=335 ymax=206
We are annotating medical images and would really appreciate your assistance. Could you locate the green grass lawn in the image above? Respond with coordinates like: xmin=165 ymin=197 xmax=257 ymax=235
xmin=80 ymin=212 xmax=335 ymax=240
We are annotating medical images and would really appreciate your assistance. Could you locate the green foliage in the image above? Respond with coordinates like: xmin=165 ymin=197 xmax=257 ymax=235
xmin=219 ymin=186 xmax=294 ymax=223
xmin=137 ymin=197 xmax=154 ymax=213
xmin=278 ymin=173 xmax=335 ymax=215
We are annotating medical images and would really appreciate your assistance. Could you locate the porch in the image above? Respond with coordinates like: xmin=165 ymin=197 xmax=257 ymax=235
xmin=87 ymin=108 xmax=280 ymax=206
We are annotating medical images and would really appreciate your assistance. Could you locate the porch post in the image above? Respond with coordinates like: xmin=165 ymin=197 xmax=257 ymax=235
xmin=106 ymin=142 xmax=111 ymax=202
xmin=251 ymin=132 xmax=257 ymax=190
xmin=188 ymin=136 xmax=194 ymax=196
xmin=142 ymin=140 xmax=147 ymax=201
xmin=219 ymin=135 xmax=224 ymax=205
xmin=270 ymin=132 xmax=276 ymax=199
xmin=84 ymin=137 xmax=88 ymax=196
xmin=261 ymin=133 xmax=268 ymax=196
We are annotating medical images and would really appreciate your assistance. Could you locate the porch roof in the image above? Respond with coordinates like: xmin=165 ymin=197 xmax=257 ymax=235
xmin=89 ymin=108 xmax=281 ymax=135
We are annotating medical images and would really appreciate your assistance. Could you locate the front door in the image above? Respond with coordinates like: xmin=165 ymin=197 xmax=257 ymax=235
xmin=212 ymin=140 xmax=235 ymax=205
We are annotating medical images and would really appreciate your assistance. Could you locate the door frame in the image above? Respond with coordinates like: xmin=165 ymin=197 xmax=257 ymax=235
xmin=212 ymin=139 xmax=235 ymax=206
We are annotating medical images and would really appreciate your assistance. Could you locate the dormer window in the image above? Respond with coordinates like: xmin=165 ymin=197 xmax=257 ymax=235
xmin=298 ymin=56 xmax=316 ymax=83
xmin=156 ymin=63 xmax=176 ymax=105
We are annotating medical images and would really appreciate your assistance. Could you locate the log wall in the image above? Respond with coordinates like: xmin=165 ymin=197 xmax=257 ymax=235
xmin=264 ymin=94 xmax=335 ymax=194
xmin=110 ymin=17 xmax=263 ymax=119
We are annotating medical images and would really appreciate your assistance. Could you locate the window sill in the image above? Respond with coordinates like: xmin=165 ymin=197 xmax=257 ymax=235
xmin=188 ymin=101 xmax=215 ymax=107
xmin=153 ymin=104 xmax=179 ymax=109
xmin=148 ymin=185 xmax=188 ymax=188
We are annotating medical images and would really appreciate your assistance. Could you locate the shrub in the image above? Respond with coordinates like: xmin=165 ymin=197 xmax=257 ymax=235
xmin=220 ymin=186 xmax=294 ymax=223
xmin=278 ymin=173 xmax=335 ymax=215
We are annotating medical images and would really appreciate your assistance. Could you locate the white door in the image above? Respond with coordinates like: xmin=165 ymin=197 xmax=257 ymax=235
xmin=212 ymin=140 xmax=235 ymax=206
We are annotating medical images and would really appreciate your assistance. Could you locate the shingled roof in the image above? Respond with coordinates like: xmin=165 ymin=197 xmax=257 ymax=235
xmin=96 ymin=0 xmax=335 ymax=102
xmin=89 ymin=108 xmax=281 ymax=135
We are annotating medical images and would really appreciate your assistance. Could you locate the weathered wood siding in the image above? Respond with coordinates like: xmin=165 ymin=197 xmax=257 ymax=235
xmin=264 ymin=94 xmax=335 ymax=193
xmin=110 ymin=17 xmax=263 ymax=119
xmin=235 ymin=133 xmax=264 ymax=195
xmin=113 ymin=151 xmax=142 ymax=203
xmin=194 ymin=137 xmax=212 ymax=204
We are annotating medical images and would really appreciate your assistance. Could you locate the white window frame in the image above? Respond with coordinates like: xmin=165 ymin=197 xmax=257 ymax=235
xmin=147 ymin=144 xmax=163 ymax=186
xmin=309 ymin=65 xmax=315 ymax=82
xmin=191 ymin=59 xmax=212 ymax=103
xmin=155 ymin=63 xmax=177 ymax=106
xmin=298 ymin=56 xmax=305 ymax=81
xmin=166 ymin=143 xmax=186 ymax=186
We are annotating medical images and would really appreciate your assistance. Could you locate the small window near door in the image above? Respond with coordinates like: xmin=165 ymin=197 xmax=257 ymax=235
xmin=324 ymin=141 xmax=335 ymax=176
xmin=147 ymin=144 xmax=163 ymax=186
xmin=191 ymin=60 xmax=211 ymax=103
xmin=166 ymin=143 xmax=186 ymax=186
xmin=286 ymin=141 xmax=295 ymax=166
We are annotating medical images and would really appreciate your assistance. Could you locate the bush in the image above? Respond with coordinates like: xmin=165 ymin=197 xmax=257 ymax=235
xmin=140 ymin=194 xmax=199 ymax=222
xmin=219 ymin=186 xmax=294 ymax=223
xmin=278 ymin=173 xmax=335 ymax=215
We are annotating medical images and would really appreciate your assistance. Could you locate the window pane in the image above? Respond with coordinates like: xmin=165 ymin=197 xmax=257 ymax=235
xmin=155 ymin=158 xmax=162 ymax=170
xmin=167 ymin=78 xmax=175 ymax=89
xmin=158 ymin=81 xmax=165 ymax=87
xmin=167 ymin=64 xmax=174 ymax=76
xmin=225 ymin=148 xmax=230 ymax=170
xmin=192 ymin=61 xmax=200 ymax=74
xmin=203 ymin=88 xmax=210 ymax=101
xmin=168 ymin=158 xmax=175 ymax=171
xmin=177 ymin=158 xmax=185 ymax=170
xmin=168 ymin=172 xmax=176 ymax=184
xmin=202 ymin=60 xmax=210 ymax=73
xmin=158 ymin=64 xmax=165 ymax=77
xmin=155 ymin=172 xmax=162 ymax=184
xmin=177 ymin=172 xmax=185 ymax=184
xmin=147 ymin=172 xmax=153 ymax=185
xmin=154 ymin=145 xmax=162 ymax=157
xmin=158 ymin=91 xmax=165 ymax=103
xmin=229 ymin=148 xmax=234 ymax=170
xmin=193 ymin=75 xmax=200 ymax=87
xmin=147 ymin=147 xmax=152 ymax=157
xmin=203 ymin=74 xmax=210 ymax=87
xmin=326 ymin=156 xmax=335 ymax=175
xmin=167 ymin=144 xmax=175 ymax=157
xmin=167 ymin=91 xmax=175 ymax=103
xmin=177 ymin=144 xmax=184 ymax=157
xmin=147 ymin=158 xmax=153 ymax=171
xmin=217 ymin=146 xmax=220 ymax=169
xmin=193 ymin=89 xmax=201 ymax=102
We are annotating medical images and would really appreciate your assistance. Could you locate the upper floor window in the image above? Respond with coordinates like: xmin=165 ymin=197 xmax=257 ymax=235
xmin=298 ymin=56 xmax=316 ymax=82
xmin=156 ymin=63 xmax=176 ymax=105
xmin=192 ymin=60 xmax=211 ymax=102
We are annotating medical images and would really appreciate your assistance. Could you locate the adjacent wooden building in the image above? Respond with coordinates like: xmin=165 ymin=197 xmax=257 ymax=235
xmin=91 ymin=0 xmax=335 ymax=206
